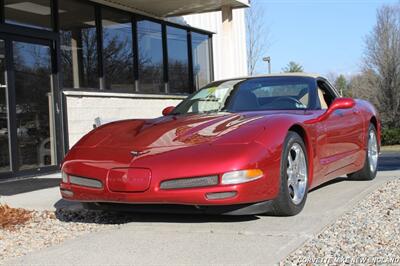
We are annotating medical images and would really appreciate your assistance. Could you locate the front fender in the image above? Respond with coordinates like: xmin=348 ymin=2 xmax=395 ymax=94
xmin=254 ymin=116 xmax=316 ymax=187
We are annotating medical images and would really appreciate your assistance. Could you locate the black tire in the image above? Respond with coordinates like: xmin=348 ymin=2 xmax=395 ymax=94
xmin=269 ymin=131 xmax=309 ymax=216
xmin=347 ymin=124 xmax=378 ymax=181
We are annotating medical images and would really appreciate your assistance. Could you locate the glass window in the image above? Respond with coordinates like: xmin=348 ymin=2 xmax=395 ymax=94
xmin=0 ymin=40 xmax=11 ymax=173
xmin=59 ymin=0 xmax=98 ymax=89
xmin=172 ymin=77 xmax=313 ymax=115
xmin=102 ymin=9 xmax=134 ymax=92
xmin=167 ymin=26 xmax=189 ymax=94
xmin=191 ymin=32 xmax=211 ymax=90
xmin=4 ymin=0 xmax=52 ymax=30
xmin=13 ymin=41 xmax=56 ymax=169
xmin=137 ymin=20 xmax=164 ymax=93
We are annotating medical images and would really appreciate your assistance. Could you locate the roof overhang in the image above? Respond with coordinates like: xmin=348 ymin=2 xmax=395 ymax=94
xmin=90 ymin=0 xmax=249 ymax=18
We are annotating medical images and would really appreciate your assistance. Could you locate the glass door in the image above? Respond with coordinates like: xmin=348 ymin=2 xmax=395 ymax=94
xmin=13 ymin=40 xmax=56 ymax=170
xmin=0 ymin=40 xmax=11 ymax=173
xmin=0 ymin=35 xmax=59 ymax=178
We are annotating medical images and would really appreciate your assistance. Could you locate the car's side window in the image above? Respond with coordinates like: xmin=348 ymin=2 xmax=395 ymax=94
xmin=316 ymin=80 xmax=336 ymax=110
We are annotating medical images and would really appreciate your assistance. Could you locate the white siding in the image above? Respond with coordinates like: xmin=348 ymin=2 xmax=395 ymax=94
xmin=65 ymin=92 xmax=184 ymax=147
xmin=183 ymin=8 xmax=248 ymax=80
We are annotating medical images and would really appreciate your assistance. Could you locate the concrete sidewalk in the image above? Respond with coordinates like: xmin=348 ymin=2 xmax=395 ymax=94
xmin=4 ymin=171 xmax=397 ymax=266
xmin=0 ymin=173 xmax=82 ymax=211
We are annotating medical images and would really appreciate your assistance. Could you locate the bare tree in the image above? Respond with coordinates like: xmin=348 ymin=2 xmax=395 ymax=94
xmin=246 ymin=0 xmax=270 ymax=75
xmin=349 ymin=70 xmax=379 ymax=104
xmin=363 ymin=4 xmax=400 ymax=127
xmin=325 ymin=72 xmax=338 ymax=84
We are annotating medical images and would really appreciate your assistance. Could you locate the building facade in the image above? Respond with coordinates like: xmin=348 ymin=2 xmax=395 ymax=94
xmin=0 ymin=0 xmax=248 ymax=180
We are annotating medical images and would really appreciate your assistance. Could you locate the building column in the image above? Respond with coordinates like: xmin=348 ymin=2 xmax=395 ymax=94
xmin=221 ymin=5 xmax=235 ymax=79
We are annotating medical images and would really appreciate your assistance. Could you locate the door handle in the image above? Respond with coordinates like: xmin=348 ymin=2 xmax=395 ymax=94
xmin=0 ymin=84 xmax=6 ymax=88
xmin=56 ymin=102 xmax=60 ymax=114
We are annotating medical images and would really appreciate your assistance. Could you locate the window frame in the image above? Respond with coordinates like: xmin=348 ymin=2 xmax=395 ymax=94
xmin=2 ymin=0 xmax=54 ymax=31
xmin=0 ymin=0 xmax=214 ymax=95
xmin=315 ymin=78 xmax=340 ymax=110
xmin=191 ymin=31 xmax=213 ymax=91
xmin=136 ymin=17 xmax=165 ymax=93
xmin=100 ymin=6 xmax=135 ymax=91
xmin=166 ymin=25 xmax=191 ymax=94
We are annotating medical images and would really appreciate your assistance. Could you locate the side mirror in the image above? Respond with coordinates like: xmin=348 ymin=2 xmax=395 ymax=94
xmin=329 ymin=98 xmax=356 ymax=111
xmin=306 ymin=98 xmax=355 ymax=124
xmin=162 ymin=106 xmax=175 ymax=116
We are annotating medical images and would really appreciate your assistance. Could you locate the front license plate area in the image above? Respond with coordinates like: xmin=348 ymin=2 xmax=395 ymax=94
xmin=107 ymin=168 xmax=151 ymax=192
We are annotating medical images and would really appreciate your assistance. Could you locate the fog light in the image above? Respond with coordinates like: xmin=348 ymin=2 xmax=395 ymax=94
xmin=60 ymin=189 xmax=73 ymax=197
xmin=61 ymin=171 xmax=68 ymax=183
xmin=221 ymin=169 xmax=263 ymax=185
xmin=206 ymin=191 xmax=237 ymax=200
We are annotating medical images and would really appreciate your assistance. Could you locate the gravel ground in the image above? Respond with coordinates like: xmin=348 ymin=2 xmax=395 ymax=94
xmin=0 ymin=208 xmax=132 ymax=264
xmin=283 ymin=178 xmax=400 ymax=265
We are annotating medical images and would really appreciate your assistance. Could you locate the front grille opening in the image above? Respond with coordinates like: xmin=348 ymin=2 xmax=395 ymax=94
xmin=160 ymin=175 xmax=219 ymax=190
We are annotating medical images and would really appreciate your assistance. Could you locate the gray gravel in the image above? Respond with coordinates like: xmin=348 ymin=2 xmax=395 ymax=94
xmin=283 ymin=178 xmax=400 ymax=265
xmin=0 ymin=208 xmax=132 ymax=264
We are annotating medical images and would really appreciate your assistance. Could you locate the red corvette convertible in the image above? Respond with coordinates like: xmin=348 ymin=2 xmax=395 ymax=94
xmin=60 ymin=74 xmax=380 ymax=216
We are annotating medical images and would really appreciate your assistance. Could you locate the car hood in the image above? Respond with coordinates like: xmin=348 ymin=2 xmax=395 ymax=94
xmin=75 ymin=112 xmax=266 ymax=150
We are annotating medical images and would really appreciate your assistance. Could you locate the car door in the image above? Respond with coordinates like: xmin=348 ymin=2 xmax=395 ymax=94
xmin=317 ymin=80 xmax=364 ymax=175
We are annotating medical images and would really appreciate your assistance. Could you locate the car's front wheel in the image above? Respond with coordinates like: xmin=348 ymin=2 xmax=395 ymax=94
xmin=270 ymin=131 xmax=309 ymax=216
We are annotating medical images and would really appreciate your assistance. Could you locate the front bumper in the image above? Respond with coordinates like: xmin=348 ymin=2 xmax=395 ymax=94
xmin=60 ymin=142 xmax=282 ymax=210
xmin=59 ymin=174 xmax=278 ymax=206
xmin=80 ymin=200 xmax=275 ymax=215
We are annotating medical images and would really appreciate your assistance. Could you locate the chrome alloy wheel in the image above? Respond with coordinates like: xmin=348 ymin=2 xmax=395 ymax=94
xmin=368 ymin=130 xmax=378 ymax=173
xmin=286 ymin=143 xmax=308 ymax=205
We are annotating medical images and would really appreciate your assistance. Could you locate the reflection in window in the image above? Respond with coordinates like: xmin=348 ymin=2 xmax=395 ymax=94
xmin=167 ymin=27 xmax=189 ymax=94
xmin=0 ymin=40 xmax=10 ymax=173
xmin=137 ymin=20 xmax=164 ymax=93
xmin=4 ymin=0 xmax=52 ymax=30
xmin=13 ymin=41 xmax=56 ymax=170
xmin=59 ymin=0 xmax=98 ymax=89
xmin=102 ymin=9 xmax=134 ymax=92
xmin=192 ymin=33 xmax=211 ymax=90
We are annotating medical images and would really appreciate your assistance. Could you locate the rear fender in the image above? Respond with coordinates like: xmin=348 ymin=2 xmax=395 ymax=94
xmin=355 ymin=99 xmax=381 ymax=150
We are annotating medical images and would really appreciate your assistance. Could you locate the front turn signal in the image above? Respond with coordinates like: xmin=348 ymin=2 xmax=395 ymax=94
xmin=221 ymin=169 xmax=264 ymax=185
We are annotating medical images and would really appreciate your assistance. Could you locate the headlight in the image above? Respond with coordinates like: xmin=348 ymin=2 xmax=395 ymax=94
xmin=62 ymin=171 xmax=69 ymax=183
xmin=221 ymin=169 xmax=264 ymax=185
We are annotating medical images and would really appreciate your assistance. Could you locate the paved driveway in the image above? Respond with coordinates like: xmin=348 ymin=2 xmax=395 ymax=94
xmin=6 ymin=168 xmax=398 ymax=265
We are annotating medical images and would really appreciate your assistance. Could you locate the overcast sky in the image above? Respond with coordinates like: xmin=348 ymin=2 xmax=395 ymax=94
xmin=254 ymin=0 xmax=399 ymax=77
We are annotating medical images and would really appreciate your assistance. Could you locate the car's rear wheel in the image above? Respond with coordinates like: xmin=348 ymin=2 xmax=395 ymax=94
xmin=270 ymin=131 xmax=309 ymax=216
xmin=347 ymin=124 xmax=378 ymax=181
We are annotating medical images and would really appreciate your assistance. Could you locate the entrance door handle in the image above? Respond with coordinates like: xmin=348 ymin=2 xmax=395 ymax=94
xmin=0 ymin=84 xmax=6 ymax=88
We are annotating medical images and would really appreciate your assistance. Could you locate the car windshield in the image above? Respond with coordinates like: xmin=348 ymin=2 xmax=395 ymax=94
xmin=172 ymin=76 xmax=314 ymax=115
